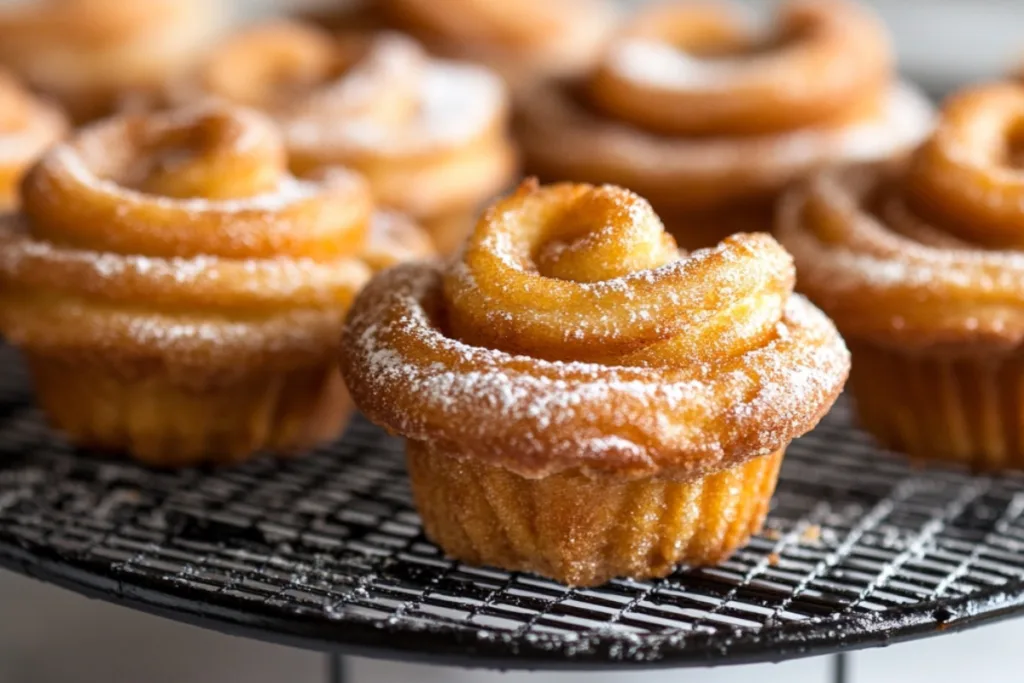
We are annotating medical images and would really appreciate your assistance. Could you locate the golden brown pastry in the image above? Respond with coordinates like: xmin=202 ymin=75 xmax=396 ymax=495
xmin=342 ymin=180 xmax=849 ymax=586
xmin=0 ymin=71 xmax=66 ymax=211
xmin=777 ymin=82 xmax=1024 ymax=470
xmin=518 ymin=0 xmax=933 ymax=250
xmin=378 ymin=0 xmax=617 ymax=90
xmin=183 ymin=22 xmax=517 ymax=255
xmin=0 ymin=103 xmax=433 ymax=466
xmin=0 ymin=0 xmax=225 ymax=122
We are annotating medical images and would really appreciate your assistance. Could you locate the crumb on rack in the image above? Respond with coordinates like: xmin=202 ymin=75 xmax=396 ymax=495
xmin=801 ymin=525 xmax=822 ymax=543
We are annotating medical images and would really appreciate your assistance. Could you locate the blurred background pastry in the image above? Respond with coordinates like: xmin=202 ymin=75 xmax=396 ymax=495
xmin=301 ymin=0 xmax=617 ymax=91
xmin=182 ymin=21 xmax=517 ymax=254
xmin=517 ymin=0 xmax=934 ymax=249
xmin=778 ymin=82 xmax=1024 ymax=470
xmin=0 ymin=0 xmax=228 ymax=123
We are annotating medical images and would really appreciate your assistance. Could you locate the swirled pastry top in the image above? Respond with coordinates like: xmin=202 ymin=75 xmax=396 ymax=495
xmin=342 ymin=181 xmax=849 ymax=480
xmin=0 ymin=104 xmax=433 ymax=374
xmin=379 ymin=0 xmax=617 ymax=83
xmin=777 ymin=82 xmax=1024 ymax=355
xmin=0 ymin=71 xmax=66 ymax=211
xmin=0 ymin=0 xmax=224 ymax=121
xmin=185 ymin=23 xmax=516 ymax=220
xmin=518 ymin=0 xmax=934 ymax=212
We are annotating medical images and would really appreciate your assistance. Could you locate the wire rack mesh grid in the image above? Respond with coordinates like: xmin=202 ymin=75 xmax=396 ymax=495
xmin=3 ymin=342 xmax=1024 ymax=669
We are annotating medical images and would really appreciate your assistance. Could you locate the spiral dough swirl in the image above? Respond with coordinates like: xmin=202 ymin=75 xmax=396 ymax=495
xmin=342 ymin=181 xmax=849 ymax=479
xmin=0 ymin=104 xmax=428 ymax=379
xmin=777 ymin=82 xmax=1024 ymax=354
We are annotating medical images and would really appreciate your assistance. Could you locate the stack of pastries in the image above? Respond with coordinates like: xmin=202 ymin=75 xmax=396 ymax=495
xmin=4 ymin=0 xmax=1024 ymax=587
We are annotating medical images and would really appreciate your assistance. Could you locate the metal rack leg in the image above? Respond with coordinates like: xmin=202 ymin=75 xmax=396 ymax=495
xmin=831 ymin=652 xmax=849 ymax=683
xmin=327 ymin=654 xmax=347 ymax=683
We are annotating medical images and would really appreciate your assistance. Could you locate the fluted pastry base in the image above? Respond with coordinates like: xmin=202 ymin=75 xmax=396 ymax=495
xmin=407 ymin=441 xmax=784 ymax=587
xmin=850 ymin=342 xmax=1024 ymax=470
xmin=26 ymin=353 xmax=353 ymax=467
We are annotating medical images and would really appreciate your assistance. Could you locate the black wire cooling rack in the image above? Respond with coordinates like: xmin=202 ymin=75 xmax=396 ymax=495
xmin=3 ymin=342 xmax=1024 ymax=671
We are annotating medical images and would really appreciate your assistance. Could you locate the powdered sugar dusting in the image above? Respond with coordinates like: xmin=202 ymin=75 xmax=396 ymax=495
xmin=284 ymin=55 xmax=506 ymax=154
xmin=55 ymin=145 xmax=324 ymax=213
xmin=342 ymin=262 xmax=849 ymax=480
xmin=609 ymin=40 xmax=747 ymax=90
xmin=0 ymin=103 xmax=417 ymax=362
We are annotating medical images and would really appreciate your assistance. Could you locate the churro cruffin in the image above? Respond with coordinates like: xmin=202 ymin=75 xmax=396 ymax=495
xmin=518 ymin=0 xmax=933 ymax=249
xmin=0 ymin=103 xmax=433 ymax=467
xmin=342 ymin=180 xmax=849 ymax=585
xmin=182 ymin=22 xmax=517 ymax=255
xmin=0 ymin=70 xmax=66 ymax=211
xmin=777 ymin=82 xmax=1024 ymax=470
xmin=0 ymin=0 xmax=225 ymax=123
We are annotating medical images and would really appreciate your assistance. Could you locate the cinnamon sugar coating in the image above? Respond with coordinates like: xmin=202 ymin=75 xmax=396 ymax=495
xmin=409 ymin=442 xmax=784 ymax=586
xmin=0 ymin=71 xmax=66 ymax=211
xmin=0 ymin=0 xmax=225 ymax=122
xmin=518 ymin=0 xmax=932 ymax=246
xmin=777 ymin=83 xmax=1024 ymax=355
xmin=181 ymin=23 xmax=517 ymax=253
xmin=343 ymin=181 xmax=849 ymax=480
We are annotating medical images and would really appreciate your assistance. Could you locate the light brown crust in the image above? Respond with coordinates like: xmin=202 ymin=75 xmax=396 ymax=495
xmin=518 ymin=0 xmax=933 ymax=216
xmin=341 ymin=181 xmax=849 ymax=480
xmin=0 ymin=0 xmax=224 ymax=122
xmin=776 ymin=82 xmax=1024 ymax=355
xmin=184 ymin=23 xmax=517 ymax=246
xmin=0 ymin=71 xmax=67 ymax=211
